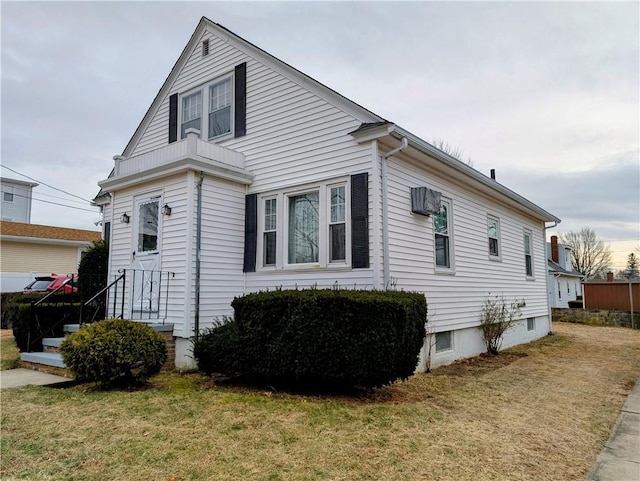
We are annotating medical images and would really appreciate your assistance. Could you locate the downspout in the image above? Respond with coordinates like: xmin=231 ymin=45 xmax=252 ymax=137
xmin=381 ymin=137 xmax=408 ymax=289
xmin=544 ymin=220 xmax=559 ymax=334
xmin=194 ymin=171 xmax=205 ymax=340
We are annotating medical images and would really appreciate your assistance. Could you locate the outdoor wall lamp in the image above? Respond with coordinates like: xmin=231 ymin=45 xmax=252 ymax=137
xmin=120 ymin=212 xmax=130 ymax=224
xmin=162 ymin=204 xmax=172 ymax=216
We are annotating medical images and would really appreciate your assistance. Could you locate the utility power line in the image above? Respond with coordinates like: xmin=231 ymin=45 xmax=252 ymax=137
xmin=0 ymin=164 xmax=94 ymax=203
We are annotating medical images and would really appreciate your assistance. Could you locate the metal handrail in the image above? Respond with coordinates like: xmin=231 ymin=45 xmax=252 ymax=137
xmin=32 ymin=278 xmax=73 ymax=307
xmin=84 ymin=272 xmax=125 ymax=306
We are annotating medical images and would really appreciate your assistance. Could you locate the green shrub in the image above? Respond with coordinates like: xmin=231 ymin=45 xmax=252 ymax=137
xmin=77 ymin=240 xmax=108 ymax=302
xmin=1 ymin=292 xmax=19 ymax=329
xmin=196 ymin=289 xmax=426 ymax=389
xmin=11 ymin=301 xmax=80 ymax=352
xmin=60 ymin=319 xmax=167 ymax=387
xmin=192 ymin=318 xmax=240 ymax=376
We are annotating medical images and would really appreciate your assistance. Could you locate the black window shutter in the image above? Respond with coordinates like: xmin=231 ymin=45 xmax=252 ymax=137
xmin=243 ymin=193 xmax=257 ymax=272
xmin=351 ymin=173 xmax=369 ymax=268
xmin=234 ymin=63 xmax=247 ymax=138
xmin=168 ymin=93 xmax=178 ymax=143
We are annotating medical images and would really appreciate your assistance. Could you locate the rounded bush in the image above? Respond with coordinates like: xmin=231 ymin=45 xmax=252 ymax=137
xmin=60 ymin=319 xmax=167 ymax=387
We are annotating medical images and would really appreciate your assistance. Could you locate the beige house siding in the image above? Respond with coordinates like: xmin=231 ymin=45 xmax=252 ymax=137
xmin=0 ymin=240 xmax=82 ymax=274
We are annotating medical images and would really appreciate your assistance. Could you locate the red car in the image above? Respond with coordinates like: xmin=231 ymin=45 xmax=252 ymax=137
xmin=23 ymin=274 xmax=77 ymax=294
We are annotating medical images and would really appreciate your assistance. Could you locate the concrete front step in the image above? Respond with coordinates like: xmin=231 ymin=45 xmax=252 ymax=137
xmin=43 ymin=337 xmax=64 ymax=353
xmin=21 ymin=351 xmax=72 ymax=378
xmin=21 ymin=351 xmax=65 ymax=368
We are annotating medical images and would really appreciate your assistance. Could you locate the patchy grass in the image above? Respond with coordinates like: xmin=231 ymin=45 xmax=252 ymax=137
xmin=1 ymin=336 xmax=21 ymax=370
xmin=1 ymin=322 xmax=639 ymax=481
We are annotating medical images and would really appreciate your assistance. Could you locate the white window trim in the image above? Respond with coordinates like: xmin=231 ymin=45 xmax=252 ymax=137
xmin=487 ymin=215 xmax=501 ymax=261
xmin=524 ymin=229 xmax=534 ymax=280
xmin=179 ymin=72 xmax=234 ymax=142
xmin=256 ymin=178 xmax=351 ymax=271
xmin=258 ymin=195 xmax=279 ymax=269
xmin=434 ymin=198 xmax=455 ymax=274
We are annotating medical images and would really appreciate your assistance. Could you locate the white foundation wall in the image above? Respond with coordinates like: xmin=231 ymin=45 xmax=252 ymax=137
xmin=417 ymin=315 xmax=550 ymax=371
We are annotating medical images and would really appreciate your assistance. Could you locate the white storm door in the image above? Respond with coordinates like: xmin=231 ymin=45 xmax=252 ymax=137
xmin=131 ymin=195 xmax=162 ymax=315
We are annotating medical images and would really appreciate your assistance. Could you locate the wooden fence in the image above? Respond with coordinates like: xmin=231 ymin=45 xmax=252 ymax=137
xmin=583 ymin=282 xmax=640 ymax=310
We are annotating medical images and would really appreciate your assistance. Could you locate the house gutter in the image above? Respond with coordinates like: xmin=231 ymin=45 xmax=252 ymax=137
xmin=194 ymin=171 xmax=205 ymax=340
xmin=381 ymin=137 xmax=408 ymax=288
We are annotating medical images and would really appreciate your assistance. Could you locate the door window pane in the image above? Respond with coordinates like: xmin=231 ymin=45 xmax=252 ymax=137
xmin=138 ymin=201 xmax=159 ymax=252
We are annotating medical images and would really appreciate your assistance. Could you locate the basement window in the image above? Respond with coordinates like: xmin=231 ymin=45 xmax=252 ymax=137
xmin=435 ymin=331 xmax=453 ymax=352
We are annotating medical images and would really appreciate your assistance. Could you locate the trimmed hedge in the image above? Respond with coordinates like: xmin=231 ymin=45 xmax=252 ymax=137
xmin=194 ymin=289 xmax=427 ymax=389
xmin=60 ymin=319 xmax=167 ymax=387
xmin=11 ymin=301 xmax=80 ymax=352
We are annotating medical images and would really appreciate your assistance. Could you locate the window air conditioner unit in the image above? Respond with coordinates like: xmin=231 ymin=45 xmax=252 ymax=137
xmin=410 ymin=187 xmax=442 ymax=216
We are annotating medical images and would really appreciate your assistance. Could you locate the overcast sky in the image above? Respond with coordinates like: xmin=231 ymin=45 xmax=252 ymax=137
xmin=1 ymin=1 xmax=638 ymax=269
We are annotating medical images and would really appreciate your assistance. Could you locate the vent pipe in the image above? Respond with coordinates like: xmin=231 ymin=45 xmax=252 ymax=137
xmin=490 ymin=169 xmax=496 ymax=180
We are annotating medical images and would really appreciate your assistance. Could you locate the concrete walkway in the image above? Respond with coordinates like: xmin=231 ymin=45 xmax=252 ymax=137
xmin=586 ymin=377 xmax=640 ymax=481
xmin=0 ymin=368 xmax=71 ymax=389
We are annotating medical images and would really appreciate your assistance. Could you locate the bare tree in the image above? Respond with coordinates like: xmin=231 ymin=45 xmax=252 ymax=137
xmin=559 ymin=228 xmax=613 ymax=279
xmin=431 ymin=139 xmax=473 ymax=167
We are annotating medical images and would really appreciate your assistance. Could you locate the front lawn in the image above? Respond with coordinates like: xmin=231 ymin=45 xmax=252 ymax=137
xmin=1 ymin=322 xmax=639 ymax=481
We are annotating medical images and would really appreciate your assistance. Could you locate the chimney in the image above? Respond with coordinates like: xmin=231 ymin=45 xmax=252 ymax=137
xmin=490 ymin=169 xmax=496 ymax=180
xmin=551 ymin=235 xmax=559 ymax=263
xmin=606 ymin=271 xmax=614 ymax=282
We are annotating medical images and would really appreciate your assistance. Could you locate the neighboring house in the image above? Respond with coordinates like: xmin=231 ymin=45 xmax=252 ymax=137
xmin=0 ymin=221 xmax=101 ymax=292
xmin=546 ymin=235 xmax=584 ymax=308
xmin=1 ymin=177 xmax=38 ymax=223
xmin=96 ymin=17 xmax=560 ymax=370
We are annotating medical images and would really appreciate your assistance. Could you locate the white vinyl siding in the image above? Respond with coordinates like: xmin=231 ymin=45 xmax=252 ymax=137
xmin=384 ymin=154 xmax=549 ymax=333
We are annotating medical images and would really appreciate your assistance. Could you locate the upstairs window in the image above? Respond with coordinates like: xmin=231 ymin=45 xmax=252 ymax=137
xmin=488 ymin=216 xmax=500 ymax=258
xmin=181 ymin=91 xmax=202 ymax=138
xmin=208 ymin=78 xmax=232 ymax=138
xmin=434 ymin=200 xmax=452 ymax=269
xmin=524 ymin=230 xmax=533 ymax=277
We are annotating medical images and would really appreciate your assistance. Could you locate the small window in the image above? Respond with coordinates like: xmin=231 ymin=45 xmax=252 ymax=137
xmin=435 ymin=331 xmax=453 ymax=352
xmin=567 ymin=282 xmax=570 ymax=294
xmin=3 ymin=186 xmax=14 ymax=202
xmin=329 ymin=185 xmax=346 ymax=262
xmin=434 ymin=201 xmax=452 ymax=269
xmin=202 ymin=39 xmax=209 ymax=57
xmin=527 ymin=317 xmax=535 ymax=331
xmin=181 ymin=91 xmax=202 ymax=138
xmin=558 ymin=280 xmax=562 ymax=299
xmin=263 ymin=198 xmax=277 ymax=266
xmin=208 ymin=77 xmax=232 ymax=138
xmin=103 ymin=221 xmax=111 ymax=244
xmin=288 ymin=191 xmax=319 ymax=264
xmin=488 ymin=217 xmax=500 ymax=257
xmin=138 ymin=200 xmax=159 ymax=252
xmin=524 ymin=231 xmax=533 ymax=277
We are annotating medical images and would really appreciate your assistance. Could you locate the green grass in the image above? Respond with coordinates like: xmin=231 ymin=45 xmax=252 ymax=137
xmin=1 ymin=336 xmax=21 ymax=370
xmin=1 ymin=323 xmax=640 ymax=481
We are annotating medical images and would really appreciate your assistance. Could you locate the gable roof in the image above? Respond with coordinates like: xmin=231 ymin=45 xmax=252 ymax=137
xmin=0 ymin=221 xmax=101 ymax=243
xmin=121 ymin=16 xmax=384 ymax=158
xmin=114 ymin=17 xmax=559 ymax=224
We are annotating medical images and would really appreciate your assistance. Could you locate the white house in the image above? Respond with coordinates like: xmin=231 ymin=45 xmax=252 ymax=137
xmin=547 ymin=235 xmax=583 ymax=308
xmin=1 ymin=177 xmax=38 ymax=223
xmin=96 ymin=17 xmax=560 ymax=369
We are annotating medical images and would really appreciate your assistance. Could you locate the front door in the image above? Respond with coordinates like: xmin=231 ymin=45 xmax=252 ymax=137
xmin=130 ymin=194 xmax=162 ymax=317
